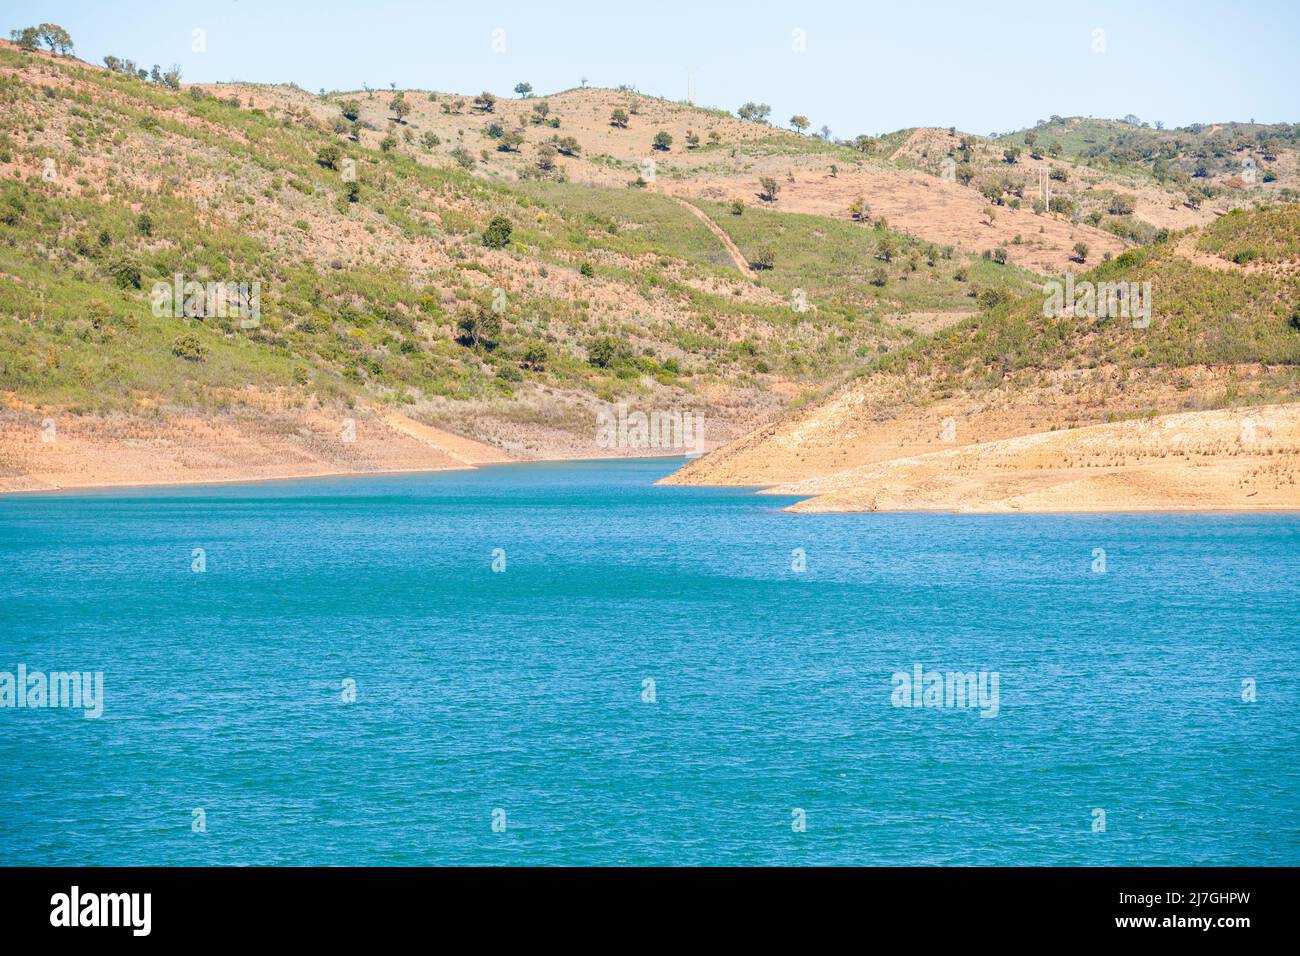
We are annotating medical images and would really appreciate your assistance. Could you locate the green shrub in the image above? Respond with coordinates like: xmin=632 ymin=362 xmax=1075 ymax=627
xmin=482 ymin=215 xmax=513 ymax=248
xmin=171 ymin=333 xmax=207 ymax=361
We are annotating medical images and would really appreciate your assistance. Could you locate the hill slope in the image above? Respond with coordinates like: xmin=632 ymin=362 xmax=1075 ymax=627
xmin=0 ymin=41 xmax=1027 ymax=487
xmin=663 ymin=205 xmax=1300 ymax=510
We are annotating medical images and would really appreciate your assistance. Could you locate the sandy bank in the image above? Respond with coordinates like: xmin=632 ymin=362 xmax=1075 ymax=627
xmin=765 ymin=404 xmax=1300 ymax=513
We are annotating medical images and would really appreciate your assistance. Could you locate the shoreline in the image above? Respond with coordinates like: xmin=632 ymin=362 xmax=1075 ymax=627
xmin=0 ymin=451 xmax=697 ymax=497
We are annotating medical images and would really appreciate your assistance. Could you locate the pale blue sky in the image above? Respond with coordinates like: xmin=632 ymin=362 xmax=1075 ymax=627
xmin=4 ymin=0 xmax=1297 ymax=135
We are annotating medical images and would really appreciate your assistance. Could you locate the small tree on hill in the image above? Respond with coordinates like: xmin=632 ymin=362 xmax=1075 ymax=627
xmin=514 ymin=82 xmax=533 ymax=97
xmin=316 ymin=144 xmax=342 ymax=169
xmin=653 ymin=131 xmax=673 ymax=151
xmin=456 ymin=307 xmax=502 ymax=351
xmin=610 ymin=108 xmax=629 ymax=128
xmin=759 ymin=176 xmax=780 ymax=202
xmin=9 ymin=27 xmax=40 ymax=50
xmin=14 ymin=23 xmax=74 ymax=55
xmin=790 ymin=115 xmax=810 ymax=133
xmin=473 ymin=91 xmax=497 ymax=113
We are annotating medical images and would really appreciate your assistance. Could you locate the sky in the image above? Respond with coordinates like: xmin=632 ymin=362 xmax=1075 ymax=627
xmin=3 ymin=0 xmax=1297 ymax=136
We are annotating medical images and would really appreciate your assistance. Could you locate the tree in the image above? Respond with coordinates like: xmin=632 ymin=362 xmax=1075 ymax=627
xmin=340 ymin=99 xmax=361 ymax=121
xmin=23 ymin=23 xmax=74 ymax=55
xmin=497 ymin=131 xmax=524 ymax=152
xmin=737 ymin=102 xmax=771 ymax=123
xmin=852 ymin=134 xmax=875 ymax=153
xmin=730 ymin=199 xmax=744 ymax=216
xmin=473 ymin=91 xmax=496 ymax=113
xmin=1073 ymin=242 xmax=1089 ymax=263
xmin=536 ymin=143 xmax=558 ymax=171
xmin=652 ymin=131 xmax=673 ymax=151
xmin=876 ymin=236 xmax=898 ymax=262
xmin=316 ymin=144 xmax=342 ymax=169
xmin=1003 ymin=146 xmax=1021 ymax=164
xmin=161 ymin=64 xmax=182 ymax=89
xmin=554 ymin=136 xmax=581 ymax=157
xmin=521 ymin=342 xmax=548 ymax=371
xmin=389 ymin=93 xmax=410 ymax=123
xmin=848 ymin=197 xmax=870 ymax=222
xmin=685 ymin=130 xmax=700 ymax=149
xmin=10 ymin=27 xmax=40 ymax=50
xmin=790 ymin=115 xmax=810 ymax=133
xmin=514 ymin=82 xmax=533 ymax=98
xmin=759 ymin=176 xmax=779 ymax=202
xmin=708 ymin=129 xmax=722 ymax=145
xmin=610 ymin=108 xmax=629 ymax=128
xmin=456 ymin=307 xmax=502 ymax=351
xmin=482 ymin=215 xmax=513 ymax=248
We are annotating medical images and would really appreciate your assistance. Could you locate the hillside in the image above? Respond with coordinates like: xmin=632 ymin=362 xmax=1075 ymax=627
xmin=0 ymin=40 xmax=1032 ymax=488
xmin=2 ymin=34 xmax=1298 ymax=496
xmin=663 ymin=204 xmax=1300 ymax=510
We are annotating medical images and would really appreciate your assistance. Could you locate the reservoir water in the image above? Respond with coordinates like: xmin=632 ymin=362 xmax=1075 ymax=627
xmin=1 ymin=458 xmax=1296 ymax=865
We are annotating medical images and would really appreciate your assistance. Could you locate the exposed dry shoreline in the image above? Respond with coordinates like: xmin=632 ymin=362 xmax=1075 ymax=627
xmin=723 ymin=404 xmax=1300 ymax=513
xmin=0 ymin=400 xmax=712 ymax=495
xmin=7 ymin=399 xmax=1298 ymax=513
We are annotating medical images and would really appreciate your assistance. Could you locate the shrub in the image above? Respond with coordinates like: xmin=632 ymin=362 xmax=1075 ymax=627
xmin=587 ymin=336 xmax=619 ymax=368
xmin=171 ymin=333 xmax=207 ymax=361
xmin=482 ymin=215 xmax=513 ymax=248
xmin=107 ymin=258 xmax=142 ymax=289
xmin=750 ymin=246 xmax=776 ymax=270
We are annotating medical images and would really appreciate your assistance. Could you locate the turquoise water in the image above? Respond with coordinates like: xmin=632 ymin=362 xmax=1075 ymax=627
xmin=1 ymin=458 xmax=1297 ymax=866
